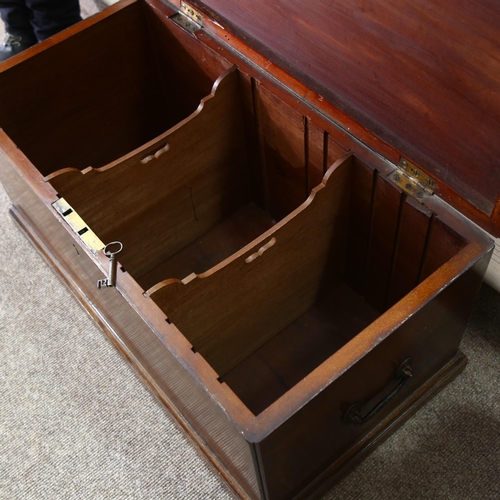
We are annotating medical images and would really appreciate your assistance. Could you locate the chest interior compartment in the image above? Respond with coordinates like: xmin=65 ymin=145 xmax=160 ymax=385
xmin=6 ymin=2 xmax=467 ymax=417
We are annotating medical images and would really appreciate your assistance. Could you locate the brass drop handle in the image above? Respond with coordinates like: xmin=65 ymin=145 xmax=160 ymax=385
xmin=342 ymin=358 xmax=413 ymax=426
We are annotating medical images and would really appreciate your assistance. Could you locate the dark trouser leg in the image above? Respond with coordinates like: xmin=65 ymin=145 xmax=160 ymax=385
xmin=25 ymin=0 xmax=81 ymax=41
xmin=0 ymin=0 xmax=36 ymax=38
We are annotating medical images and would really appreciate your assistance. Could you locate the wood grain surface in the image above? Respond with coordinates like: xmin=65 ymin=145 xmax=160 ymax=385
xmin=48 ymin=68 xmax=251 ymax=282
xmin=0 ymin=3 xmax=496 ymax=498
xmin=148 ymin=154 xmax=353 ymax=376
xmin=187 ymin=0 xmax=500 ymax=235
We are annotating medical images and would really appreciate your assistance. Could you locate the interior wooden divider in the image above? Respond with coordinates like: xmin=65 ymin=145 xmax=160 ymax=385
xmin=148 ymin=154 xmax=353 ymax=378
xmin=47 ymin=67 xmax=256 ymax=282
xmin=44 ymin=59 xmax=349 ymax=291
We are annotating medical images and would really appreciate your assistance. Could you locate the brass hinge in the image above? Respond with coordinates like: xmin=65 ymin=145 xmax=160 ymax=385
xmin=388 ymin=158 xmax=437 ymax=202
xmin=52 ymin=198 xmax=105 ymax=253
xmin=171 ymin=1 xmax=204 ymax=34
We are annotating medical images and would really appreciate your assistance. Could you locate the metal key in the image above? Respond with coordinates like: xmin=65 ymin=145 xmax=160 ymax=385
xmin=97 ymin=241 xmax=123 ymax=289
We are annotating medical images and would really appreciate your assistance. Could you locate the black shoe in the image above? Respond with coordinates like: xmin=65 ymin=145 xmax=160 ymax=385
xmin=0 ymin=33 xmax=37 ymax=63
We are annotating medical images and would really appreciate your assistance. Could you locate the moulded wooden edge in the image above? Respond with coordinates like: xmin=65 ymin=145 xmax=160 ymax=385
xmin=8 ymin=204 xmax=253 ymax=500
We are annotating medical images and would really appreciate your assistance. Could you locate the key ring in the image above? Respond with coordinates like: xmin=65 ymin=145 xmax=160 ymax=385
xmin=104 ymin=241 xmax=123 ymax=256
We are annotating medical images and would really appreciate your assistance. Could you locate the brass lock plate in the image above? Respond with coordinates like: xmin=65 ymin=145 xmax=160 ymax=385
xmin=52 ymin=198 xmax=105 ymax=253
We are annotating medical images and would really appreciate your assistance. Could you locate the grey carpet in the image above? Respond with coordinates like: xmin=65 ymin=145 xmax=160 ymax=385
xmin=1 ymin=2 xmax=500 ymax=499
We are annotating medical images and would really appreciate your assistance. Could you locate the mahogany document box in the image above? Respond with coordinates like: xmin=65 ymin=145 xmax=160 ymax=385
xmin=0 ymin=1 xmax=498 ymax=498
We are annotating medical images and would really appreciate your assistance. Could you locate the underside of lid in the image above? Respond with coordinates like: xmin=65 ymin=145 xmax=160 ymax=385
xmin=188 ymin=0 xmax=500 ymax=236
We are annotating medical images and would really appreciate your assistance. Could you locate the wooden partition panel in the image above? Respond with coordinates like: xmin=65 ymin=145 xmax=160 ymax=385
xmin=149 ymin=154 xmax=353 ymax=376
xmin=47 ymin=68 xmax=250 ymax=279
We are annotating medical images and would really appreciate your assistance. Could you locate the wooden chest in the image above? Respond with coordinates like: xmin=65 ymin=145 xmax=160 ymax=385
xmin=0 ymin=1 xmax=497 ymax=498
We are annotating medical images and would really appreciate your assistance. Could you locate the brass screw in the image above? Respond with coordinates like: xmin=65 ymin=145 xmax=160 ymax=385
xmin=406 ymin=183 xmax=413 ymax=190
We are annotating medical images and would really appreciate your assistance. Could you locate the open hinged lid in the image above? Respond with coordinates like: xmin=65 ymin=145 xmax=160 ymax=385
xmin=180 ymin=0 xmax=500 ymax=236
